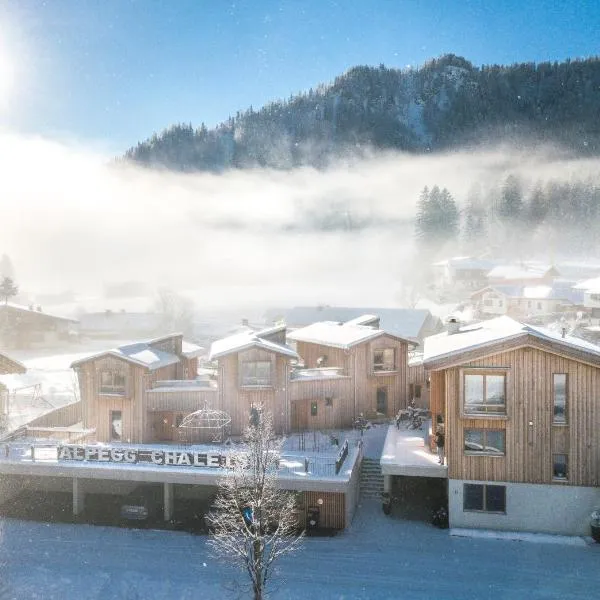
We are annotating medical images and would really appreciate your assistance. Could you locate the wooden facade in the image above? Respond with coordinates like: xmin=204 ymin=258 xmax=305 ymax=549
xmin=292 ymin=334 xmax=410 ymax=426
xmin=428 ymin=338 xmax=600 ymax=488
xmin=73 ymin=335 xmax=204 ymax=444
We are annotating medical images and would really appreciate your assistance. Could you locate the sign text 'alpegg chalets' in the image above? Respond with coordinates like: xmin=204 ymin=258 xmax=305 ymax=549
xmin=57 ymin=445 xmax=232 ymax=468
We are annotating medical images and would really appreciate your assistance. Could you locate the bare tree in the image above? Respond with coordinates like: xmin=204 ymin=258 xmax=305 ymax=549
xmin=207 ymin=409 xmax=304 ymax=600
xmin=154 ymin=287 xmax=195 ymax=335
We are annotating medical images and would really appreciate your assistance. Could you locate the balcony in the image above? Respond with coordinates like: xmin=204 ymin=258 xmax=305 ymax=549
xmin=289 ymin=367 xmax=348 ymax=381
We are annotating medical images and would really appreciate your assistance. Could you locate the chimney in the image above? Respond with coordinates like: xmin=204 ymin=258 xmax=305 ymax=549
xmin=561 ymin=327 xmax=567 ymax=338
xmin=447 ymin=316 xmax=461 ymax=335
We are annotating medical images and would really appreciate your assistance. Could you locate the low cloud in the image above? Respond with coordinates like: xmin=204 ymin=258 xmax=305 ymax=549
xmin=1 ymin=132 xmax=600 ymax=312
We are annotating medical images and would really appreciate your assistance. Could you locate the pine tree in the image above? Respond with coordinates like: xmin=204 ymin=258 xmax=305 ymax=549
xmin=0 ymin=277 xmax=18 ymax=305
xmin=498 ymin=175 xmax=524 ymax=222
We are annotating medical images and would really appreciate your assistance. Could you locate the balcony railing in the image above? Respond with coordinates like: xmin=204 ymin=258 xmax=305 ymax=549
xmin=289 ymin=367 xmax=347 ymax=381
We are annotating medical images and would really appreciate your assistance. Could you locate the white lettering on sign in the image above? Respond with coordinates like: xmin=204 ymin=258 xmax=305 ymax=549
xmin=56 ymin=445 xmax=231 ymax=469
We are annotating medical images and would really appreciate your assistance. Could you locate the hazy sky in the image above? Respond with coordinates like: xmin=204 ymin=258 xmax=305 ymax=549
xmin=1 ymin=1 xmax=599 ymax=151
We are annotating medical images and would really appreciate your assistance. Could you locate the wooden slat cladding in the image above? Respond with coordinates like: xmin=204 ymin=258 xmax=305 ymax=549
xmin=219 ymin=349 xmax=290 ymax=436
xmin=299 ymin=491 xmax=345 ymax=529
xmin=408 ymin=361 xmax=429 ymax=409
xmin=146 ymin=389 xmax=217 ymax=412
xmin=440 ymin=345 xmax=600 ymax=487
xmin=293 ymin=335 xmax=409 ymax=424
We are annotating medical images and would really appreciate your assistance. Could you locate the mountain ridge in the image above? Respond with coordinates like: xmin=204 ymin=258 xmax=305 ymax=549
xmin=124 ymin=54 xmax=600 ymax=172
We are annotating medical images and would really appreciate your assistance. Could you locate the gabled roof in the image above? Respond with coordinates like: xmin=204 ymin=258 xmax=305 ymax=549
xmin=0 ymin=351 xmax=26 ymax=375
xmin=0 ymin=302 xmax=79 ymax=323
xmin=424 ymin=316 xmax=600 ymax=370
xmin=181 ymin=340 xmax=204 ymax=359
xmin=487 ymin=264 xmax=559 ymax=281
xmin=287 ymin=320 xmax=413 ymax=350
xmin=209 ymin=329 xmax=298 ymax=360
xmin=70 ymin=335 xmax=200 ymax=371
xmin=265 ymin=306 xmax=438 ymax=340
xmin=471 ymin=283 xmax=583 ymax=304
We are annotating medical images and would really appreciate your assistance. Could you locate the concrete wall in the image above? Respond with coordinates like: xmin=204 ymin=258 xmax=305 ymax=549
xmin=344 ymin=441 xmax=363 ymax=527
xmin=449 ymin=479 xmax=600 ymax=536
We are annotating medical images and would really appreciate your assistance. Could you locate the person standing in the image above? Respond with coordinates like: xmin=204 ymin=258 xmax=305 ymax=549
xmin=435 ymin=427 xmax=445 ymax=465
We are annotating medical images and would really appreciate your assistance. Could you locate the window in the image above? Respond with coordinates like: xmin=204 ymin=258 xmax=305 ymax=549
xmin=373 ymin=348 xmax=395 ymax=372
xmin=464 ymin=429 xmax=505 ymax=455
xmin=553 ymin=454 xmax=568 ymax=480
xmin=316 ymin=355 xmax=328 ymax=367
xmin=110 ymin=410 xmax=122 ymax=442
xmin=483 ymin=299 xmax=492 ymax=307
xmin=537 ymin=302 xmax=542 ymax=310
xmin=241 ymin=361 xmax=271 ymax=386
xmin=464 ymin=372 xmax=506 ymax=415
xmin=310 ymin=401 xmax=318 ymax=416
xmin=553 ymin=373 xmax=567 ymax=424
xmin=410 ymin=383 xmax=422 ymax=399
xmin=325 ymin=396 xmax=333 ymax=407
xmin=99 ymin=370 xmax=126 ymax=395
xmin=463 ymin=484 xmax=506 ymax=513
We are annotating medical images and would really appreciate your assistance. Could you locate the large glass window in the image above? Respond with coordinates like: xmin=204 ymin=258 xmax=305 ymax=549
xmin=99 ymin=370 xmax=126 ymax=395
xmin=464 ymin=429 xmax=505 ymax=455
xmin=553 ymin=374 xmax=567 ymax=424
xmin=464 ymin=372 xmax=506 ymax=415
xmin=373 ymin=348 xmax=395 ymax=372
xmin=241 ymin=361 xmax=271 ymax=386
xmin=463 ymin=483 xmax=506 ymax=513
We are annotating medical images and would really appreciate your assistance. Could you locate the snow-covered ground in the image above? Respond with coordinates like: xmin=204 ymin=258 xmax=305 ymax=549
xmin=0 ymin=498 xmax=598 ymax=599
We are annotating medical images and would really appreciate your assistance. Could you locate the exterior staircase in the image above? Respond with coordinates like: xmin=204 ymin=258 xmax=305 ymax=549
xmin=359 ymin=457 xmax=384 ymax=500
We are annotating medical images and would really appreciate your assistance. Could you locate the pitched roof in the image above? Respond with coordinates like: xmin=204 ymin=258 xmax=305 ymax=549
xmin=287 ymin=320 xmax=413 ymax=350
xmin=424 ymin=316 xmax=600 ymax=370
xmin=209 ymin=329 xmax=298 ymax=360
xmin=265 ymin=306 xmax=438 ymax=340
xmin=487 ymin=264 xmax=559 ymax=281
xmin=0 ymin=302 xmax=79 ymax=323
xmin=0 ymin=352 xmax=26 ymax=375
xmin=70 ymin=335 xmax=201 ymax=370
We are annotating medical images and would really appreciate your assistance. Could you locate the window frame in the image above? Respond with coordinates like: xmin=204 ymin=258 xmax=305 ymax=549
xmin=552 ymin=453 xmax=568 ymax=481
xmin=461 ymin=369 xmax=508 ymax=418
xmin=240 ymin=360 xmax=272 ymax=387
xmin=552 ymin=373 xmax=568 ymax=425
xmin=464 ymin=429 xmax=506 ymax=456
xmin=463 ymin=483 xmax=506 ymax=514
xmin=372 ymin=348 xmax=396 ymax=373
xmin=99 ymin=370 xmax=127 ymax=395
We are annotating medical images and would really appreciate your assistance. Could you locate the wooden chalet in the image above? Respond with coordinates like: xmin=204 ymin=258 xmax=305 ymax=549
xmin=287 ymin=315 xmax=414 ymax=429
xmin=0 ymin=303 xmax=79 ymax=348
xmin=71 ymin=334 xmax=209 ymax=444
xmin=424 ymin=315 xmax=600 ymax=536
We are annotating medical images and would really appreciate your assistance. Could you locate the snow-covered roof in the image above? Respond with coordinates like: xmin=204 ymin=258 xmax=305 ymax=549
xmin=287 ymin=321 xmax=408 ymax=350
xmin=0 ymin=302 xmax=79 ymax=323
xmin=433 ymin=256 xmax=496 ymax=271
xmin=424 ymin=316 xmax=600 ymax=368
xmin=70 ymin=336 xmax=200 ymax=371
xmin=265 ymin=306 xmax=438 ymax=340
xmin=487 ymin=264 xmax=558 ymax=281
xmin=209 ymin=330 xmax=298 ymax=360
xmin=181 ymin=340 xmax=204 ymax=359
xmin=473 ymin=283 xmax=582 ymax=304
xmin=344 ymin=314 xmax=379 ymax=326
xmin=574 ymin=276 xmax=600 ymax=293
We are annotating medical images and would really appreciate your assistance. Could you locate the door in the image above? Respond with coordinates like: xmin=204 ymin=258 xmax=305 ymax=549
xmin=291 ymin=401 xmax=308 ymax=432
xmin=110 ymin=410 xmax=122 ymax=442
xmin=376 ymin=387 xmax=388 ymax=416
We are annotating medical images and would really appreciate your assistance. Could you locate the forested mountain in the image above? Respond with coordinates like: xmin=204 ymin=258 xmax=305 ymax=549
xmin=125 ymin=54 xmax=600 ymax=171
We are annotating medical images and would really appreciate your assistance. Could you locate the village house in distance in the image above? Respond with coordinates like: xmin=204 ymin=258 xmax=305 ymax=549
xmin=423 ymin=316 xmax=600 ymax=536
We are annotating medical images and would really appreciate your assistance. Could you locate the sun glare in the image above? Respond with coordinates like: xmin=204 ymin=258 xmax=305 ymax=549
xmin=0 ymin=40 xmax=15 ymax=112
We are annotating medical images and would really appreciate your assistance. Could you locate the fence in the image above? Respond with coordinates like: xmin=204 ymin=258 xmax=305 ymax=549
xmin=26 ymin=401 xmax=82 ymax=428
